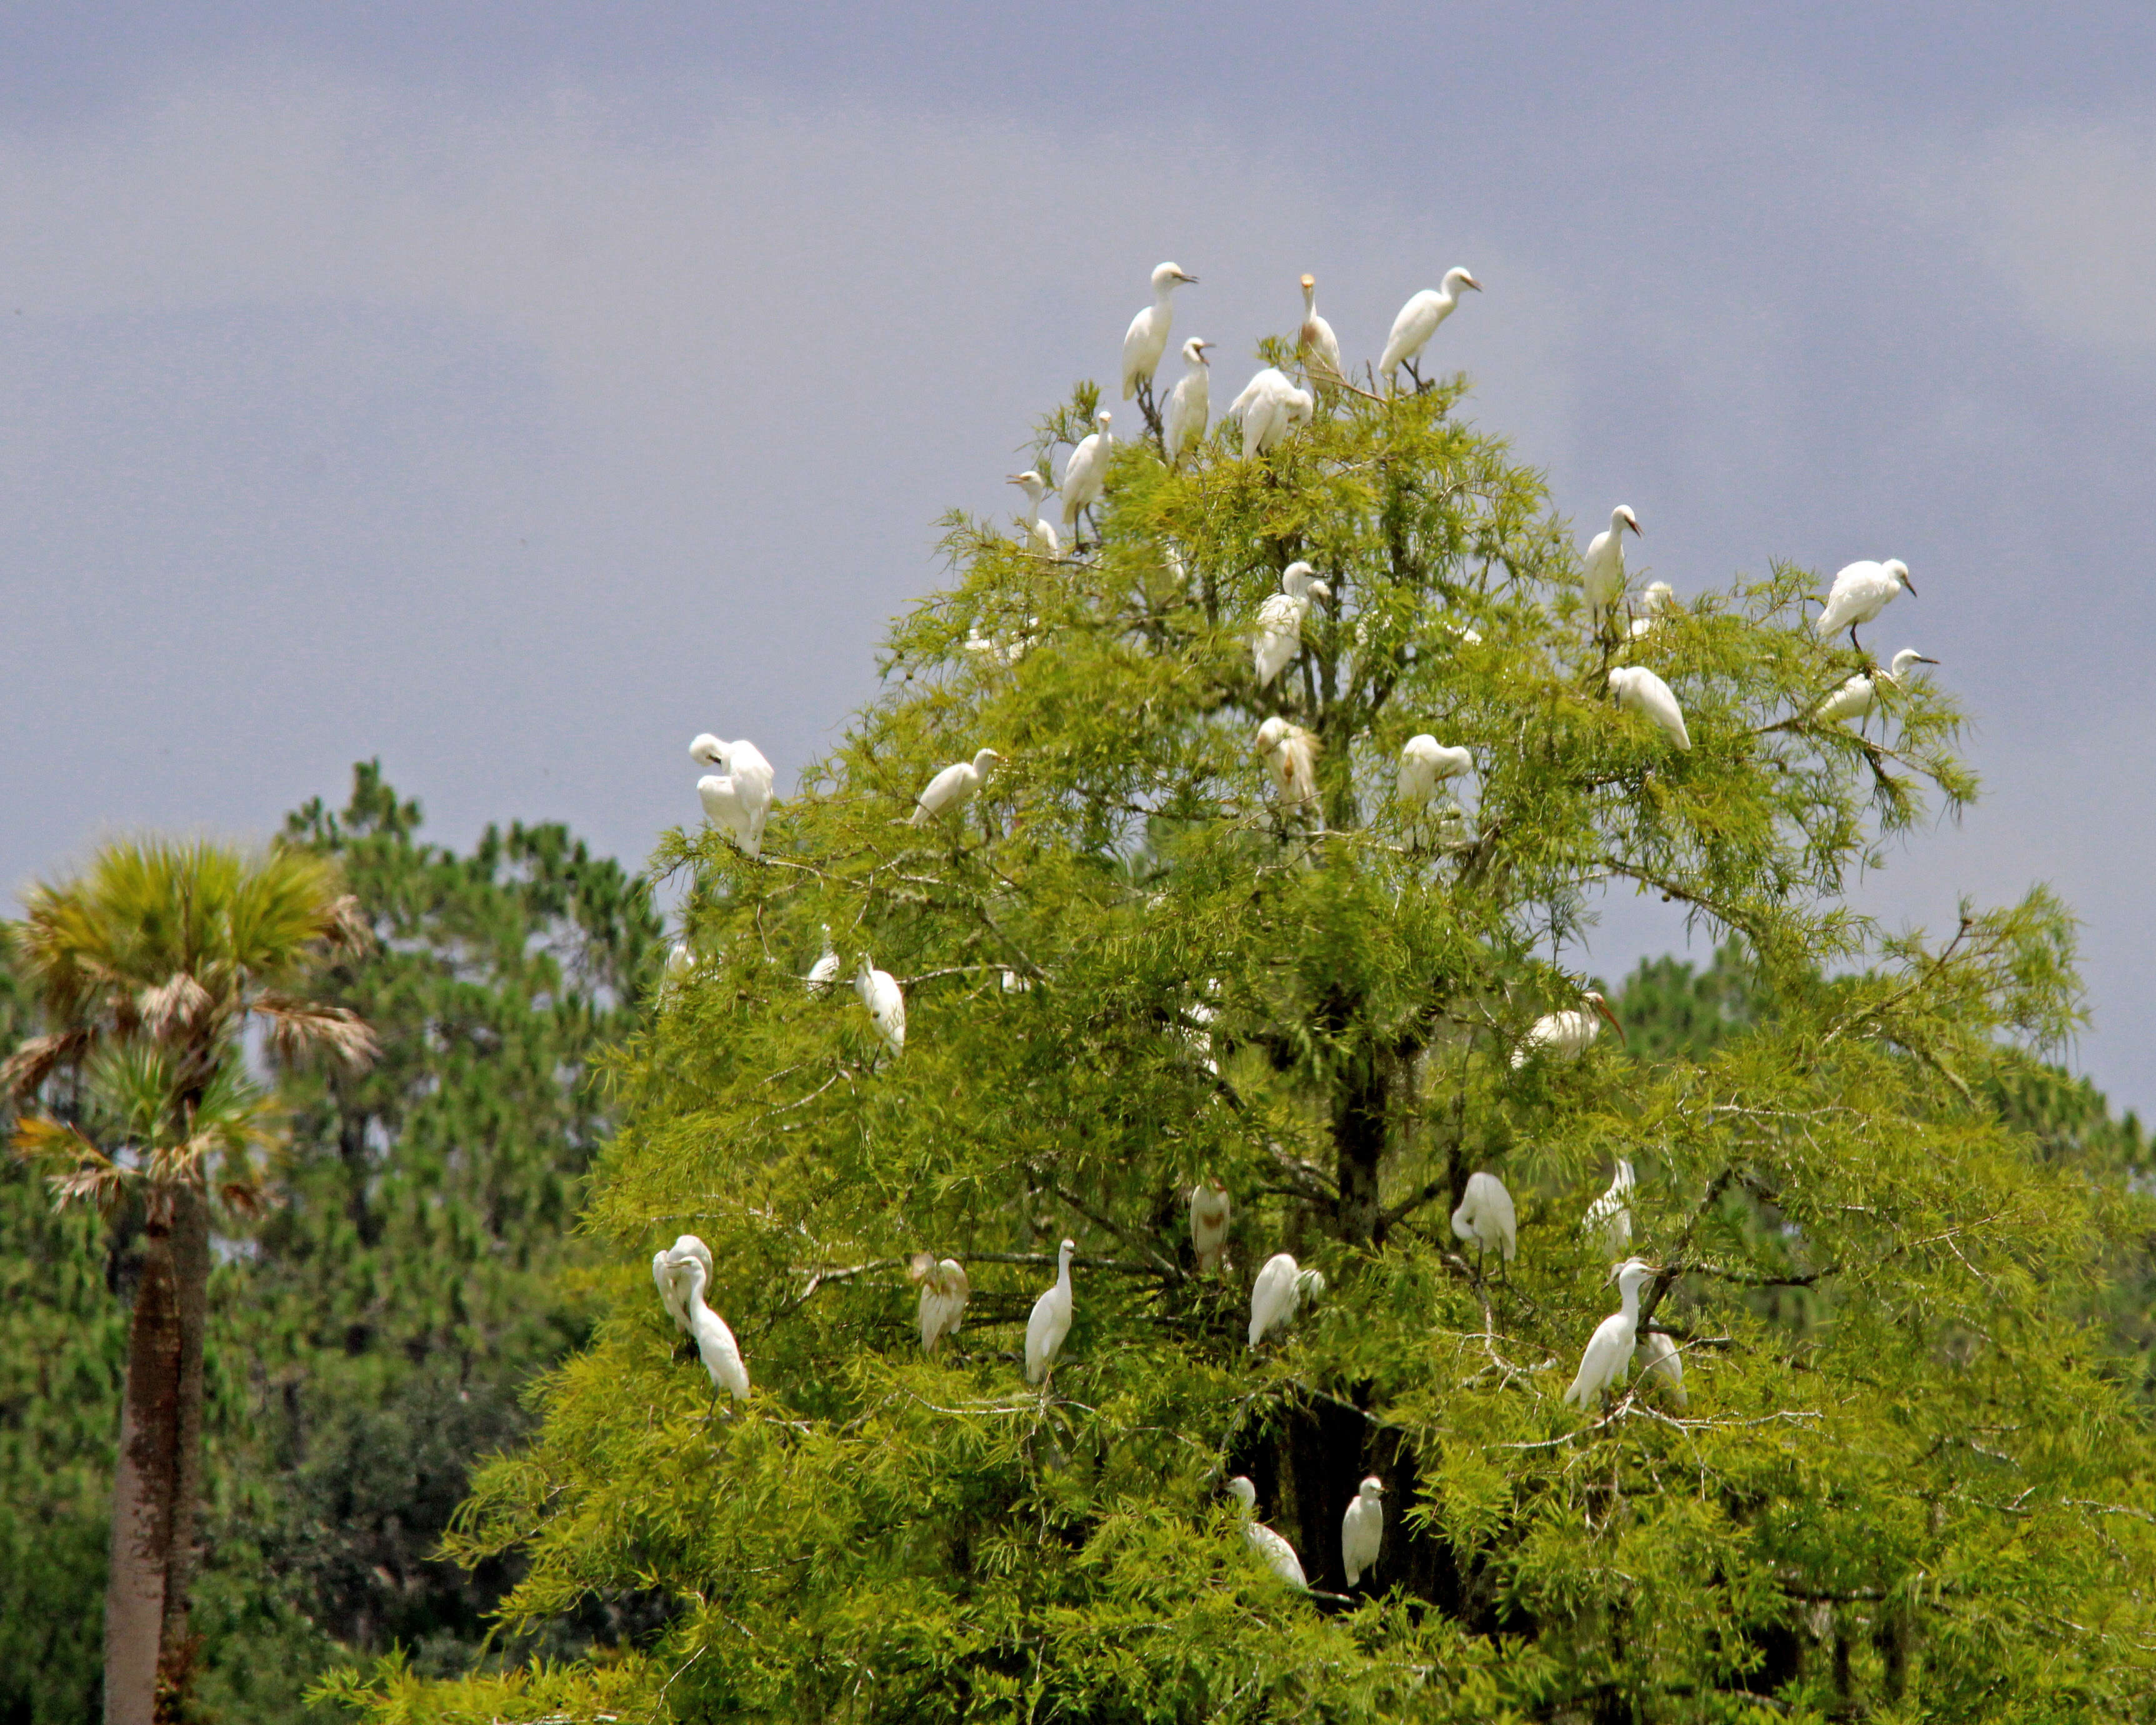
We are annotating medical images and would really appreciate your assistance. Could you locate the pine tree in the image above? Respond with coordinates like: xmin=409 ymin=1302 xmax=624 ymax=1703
xmin=322 ymin=369 xmax=2156 ymax=1722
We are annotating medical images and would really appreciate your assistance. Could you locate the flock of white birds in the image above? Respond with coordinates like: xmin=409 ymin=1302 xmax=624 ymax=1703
xmin=652 ymin=258 xmax=1938 ymax=1594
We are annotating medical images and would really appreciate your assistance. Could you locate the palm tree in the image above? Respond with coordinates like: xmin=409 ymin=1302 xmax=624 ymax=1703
xmin=4 ymin=839 xmax=374 ymax=1725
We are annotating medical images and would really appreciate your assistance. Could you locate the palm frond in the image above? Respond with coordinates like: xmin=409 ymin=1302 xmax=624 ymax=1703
xmin=0 ymin=1028 xmax=90 ymax=1099
xmin=256 ymin=995 xmax=379 ymax=1071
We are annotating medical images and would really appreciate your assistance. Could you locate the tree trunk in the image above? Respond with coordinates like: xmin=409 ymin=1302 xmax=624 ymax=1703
xmin=103 ymin=1184 xmax=209 ymax=1725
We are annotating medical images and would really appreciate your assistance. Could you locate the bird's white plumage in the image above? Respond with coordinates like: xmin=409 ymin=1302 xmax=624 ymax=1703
xmin=1297 ymin=274 xmax=1342 ymax=381
xmin=1190 ymin=1178 xmax=1232 ymax=1273
xmin=690 ymin=734 xmax=776 ymax=859
xmin=1006 ymin=471 xmax=1062 ymax=556
xmin=1162 ymin=338 xmax=1212 ymax=462
xmin=1816 ymin=559 xmax=1914 ymax=641
xmin=1512 ymin=991 xmax=1622 ymax=1068
xmin=1247 ymin=1251 xmax=1324 ymax=1348
xmin=1814 ymin=648 xmax=1937 ymax=726
xmin=804 ymin=926 xmax=839 ymax=994
xmin=1450 ymin=1171 xmax=1517 ymax=1264
xmin=1629 ymin=580 xmax=1675 ymax=638
xmin=1026 ymin=1238 xmax=1076 ymax=1383
xmin=1583 ymin=1158 xmax=1637 ymax=1258
xmin=1607 ymin=665 xmax=1692 ymax=750
xmin=1122 ymin=261 xmax=1196 ymax=399
xmin=913 ymin=1256 xmax=971 ymax=1354
xmin=1397 ymin=735 xmax=1473 ymax=811
xmin=1565 ymin=1258 xmax=1657 ymax=1408
xmin=651 ymin=1233 xmax=714 ymax=1335
xmin=1379 ymin=269 xmax=1481 ymax=384
xmin=1061 ymin=412 xmax=1114 ymax=529
xmin=911 ymin=748 xmax=1003 ymax=826
xmin=1341 ymin=1475 xmax=1385 ymax=1587
xmin=1255 ymin=717 xmax=1321 ymax=811
xmin=856 ymin=955 xmax=906 ymax=1056
xmin=1227 ymin=1476 xmax=1308 ymax=1588
xmin=1637 ymin=1328 xmax=1687 ymax=1409
xmin=1581 ymin=506 xmax=1640 ymax=634
xmin=1252 ymin=562 xmax=1329 ymax=688
xmin=680 ymin=1252 xmax=751 ymax=1404
xmin=1229 ymin=366 xmax=1314 ymax=456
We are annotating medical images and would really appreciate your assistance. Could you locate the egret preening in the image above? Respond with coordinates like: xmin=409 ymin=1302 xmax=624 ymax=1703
xmin=1450 ymin=1171 xmax=1518 ymax=1267
xmin=856 ymin=955 xmax=906 ymax=1057
xmin=1397 ymin=734 xmax=1473 ymax=816
xmin=1006 ymin=471 xmax=1062 ymax=557
xmin=1340 ymin=1476 xmax=1385 ymax=1587
xmin=1297 ymin=274 xmax=1342 ymax=382
xmin=1512 ymin=991 xmax=1624 ymax=1068
xmin=1816 ymin=558 xmax=1915 ymax=654
xmin=1255 ymin=717 xmax=1321 ymax=812
xmin=1629 ymin=579 xmax=1675 ymax=639
xmin=1122 ymin=261 xmax=1197 ymax=405
xmin=1638 ymin=1328 xmax=1688 ymax=1409
xmin=1581 ymin=506 xmax=1640 ymax=636
xmin=910 ymin=1254 xmax=971 ymax=1354
xmin=1227 ymin=1476 xmax=1308 ymax=1589
xmin=1607 ymin=665 xmax=1692 ymax=751
xmin=1564 ymin=1257 xmax=1658 ymax=1409
xmin=911 ymin=748 xmax=1004 ymax=827
xmin=1379 ymin=268 xmax=1481 ymax=389
xmin=1162 ymin=338 xmax=1213 ymax=464
xmin=1583 ymin=1158 xmax=1637 ymax=1258
xmin=680 ymin=1252 xmax=751 ymax=1407
xmin=1229 ymin=366 xmax=1314 ymax=456
xmin=1252 ymin=562 xmax=1330 ymax=689
xmin=1248 ymin=1251 xmax=1324 ymax=1349
xmin=689 ymin=734 xmax=776 ymax=859
xmin=1026 ymin=1238 xmax=1076 ymax=1384
xmin=1061 ymin=411 xmax=1114 ymax=538
xmin=651 ymin=1234 xmax=714 ymax=1335
xmin=804 ymin=926 xmax=839 ymax=995
xmin=1190 ymin=1178 xmax=1232 ymax=1273
xmin=1814 ymin=648 xmax=1939 ymax=728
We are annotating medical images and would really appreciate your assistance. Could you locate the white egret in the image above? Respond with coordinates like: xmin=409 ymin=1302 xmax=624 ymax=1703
xmin=1253 ymin=562 xmax=1330 ymax=688
xmin=680 ymin=1252 xmax=751 ymax=1406
xmin=1397 ymin=735 xmax=1474 ymax=814
xmin=651 ymin=1234 xmax=714 ymax=1336
xmin=1629 ymin=580 xmax=1675 ymax=639
xmin=1512 ymin=991 xmax=1624 ymax=1068
xmin=1026 ymin=1237 xmax=1076 ymax=1384
xmin=804 ymin=926 xmax=839 ymax=994
xmin=1229 ymin=366 xmax=1315 ymax=456
xmin=1226 ymin=1476 xmax=1308 ymax=1588
xmin=1582 ymin=1158 xmax=1637 ymax=1258
xmin=1379 ymin=269 xmax=1482 ymax=388
xmin=1006 ymin=471 xmax=1062 ymax=557
xmin=1564 ymin=1257 xmax=1658 ymax=1409
xmin=1248 ymin=1251 xmax=1325 ymax=1349
xmin=1255 ymin=717 xmax=1321 ymax=812
xmin=856 ymin=955 xmax=906 ymax=1057
xmin=1341 ymin=1476 xmax=1385 ymax=1587
xmin=910 ymin=1254 xmax=972 ymax=1354
xmin=1122 ymin=261 xmax=1197 ymax=401
xmin=1061 ymin=411 xmax=1114 ymax=536
xmin=1581 ymin=506 xmax=1641 ymax=635
xmin=911 ymin=748 xmax=1003 ymax=828
xmin=1814 ymin=648 xmax=1939 ymax=727
xmin=1607 ymin=665 xmax=1692 ymax=751
xmin=1190 ymin=1178 xmax=1232 ymax=1273
xmin=1816 ymin=558 xmax=1915 ymax=654
xmin=1638 ymin=1328 xmax=1688 ymax=1409
xmin=1450 ymin=1171 xmax=1517 ymax=1266
xmin=1297 ymin=274 xmax=1342 ymax=382
xmin=689 ymin=734 xmax=776 ymax=859
xmin=1162 ymin=338 xmax=1213 ymax=464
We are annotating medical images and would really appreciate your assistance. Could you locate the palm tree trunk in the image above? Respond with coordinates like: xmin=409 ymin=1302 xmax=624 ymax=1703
xmin=103 ymin=1186 xmax=209 ymax=1725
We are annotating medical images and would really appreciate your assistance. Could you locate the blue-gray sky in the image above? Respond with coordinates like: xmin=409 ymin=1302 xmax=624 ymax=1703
xmin=2 ymin=4 xmax=2150 ymax=1110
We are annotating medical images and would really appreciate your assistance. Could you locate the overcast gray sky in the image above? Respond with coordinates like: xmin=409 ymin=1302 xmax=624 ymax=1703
xmin=1 ymin=4 xmax=2150 ymax=1112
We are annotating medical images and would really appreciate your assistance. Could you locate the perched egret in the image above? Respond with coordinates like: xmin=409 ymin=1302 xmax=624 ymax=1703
xmin=1122 ymin=261 xmax=1197 ymax=401
xmin=911 ymin=748 xmax=1004 ymax=827
xmin=1637 ymin=1328 xmax=1688 ymax=1409
xmin=1607 ymin=665 xmax=1692 ymax=751
xmin=1227 ymin=1476 xmax=1308 ymax=1589
xmin=1583 ymin=1158 xmax=1637 ymax=1258
xmin=1229 ymin=366 xmax=1315 ymax=456
xmin=1816 ymin=558 xmax=1915 ymax=654
xmin=1162 ymin=338 xmax=1213 ymax=464
xmin=1581 ymin=506 xmax=1641 ymax=635
xmin=689 ymin=734 xmax=776 ymax=859
xmin=804 ymin=926 xmax=839 ymax=994
xmin=680 ymin=1252 xmax=751 ymax=1406
xmin=1341 ymin=1476 xmax=1386 ymax=1587
xmin=1512 ymin=991 xmax=1624 ymax=1068
xmin=1297 ymin=274 xmax=1342 ymax=382
xmin=856 ymin=955 xmax=906 ymax=1057
xmin=1248 ymin=1251 xmax=1324 ymax=1349
xmin=1061 ymin=411 xmax=1114 ymax=536
xmin=1026 ymin=1238 xmax=1077 ymax=1384
xmin=1379 ymin=268 xmax=1482 ymax=388
xmin=1397 ymin=734 xmax=1474 ymax=814
xmin=1255 ymin=717 xmax=1321 ymax=811
xmin=1629 ymin=579 xmax=1675 ymax=639
xmin=910 ymin=1254 xmax=971 ymax=1354
xmin=1450 ymin=1171 xmax=1518 ymax=1266
xmin=1253 ymin=562 xmax=1330 ymax=688
xmin=651 ymin=1234 xmax=714 ymax=1336
xmin=1190 ymin=1178 xmax=1232 ymax=1273
xmin=1006 ymin=471 xmax=1062 ymax=556
xmin=1814 ymin=648 xmax=1939 ymax=727
xmin=1564 ymin=1257 xmax=1659 ymax=1409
